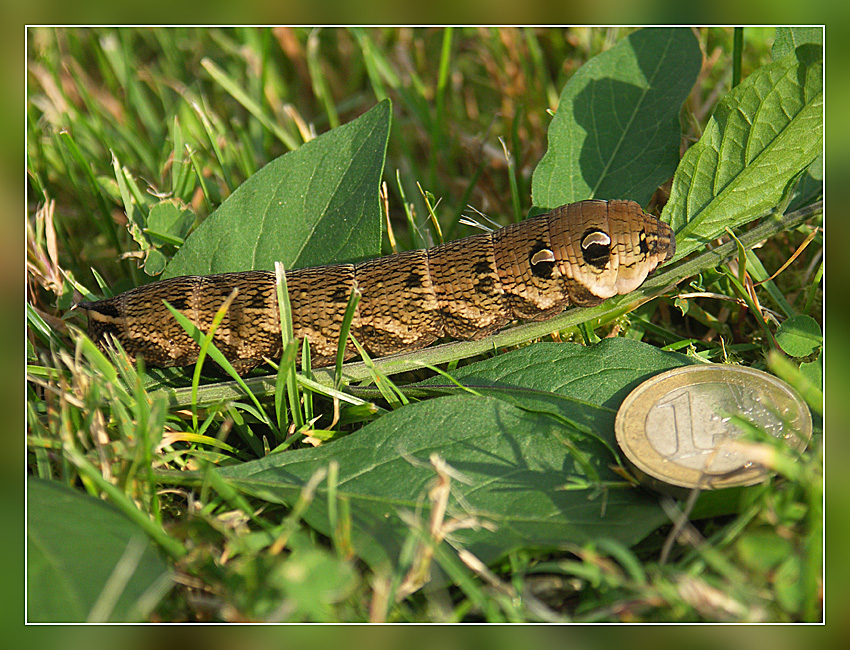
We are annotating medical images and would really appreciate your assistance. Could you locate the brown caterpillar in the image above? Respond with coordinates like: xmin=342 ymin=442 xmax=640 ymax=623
xmin=77 ymin=199 xmax=675 ymax=374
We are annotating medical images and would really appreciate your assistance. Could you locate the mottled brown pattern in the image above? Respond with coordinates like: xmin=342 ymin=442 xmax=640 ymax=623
xmin=429 ymin=233 xmax=510 ymax=339
xmin=493 ymin=213 xmax=566 ymax=319
xmin=351 ymin=249 xmax=442 ymax=360
xmin=77 ymin=199 xmax=675 ymax=374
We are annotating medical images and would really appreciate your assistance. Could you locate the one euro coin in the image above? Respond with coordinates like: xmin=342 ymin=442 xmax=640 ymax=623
xmin=615 ymin=365 xmax=813 ymax=495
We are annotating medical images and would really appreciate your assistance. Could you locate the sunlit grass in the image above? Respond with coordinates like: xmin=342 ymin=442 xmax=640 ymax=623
xmin=26 ymin=26 xmax=821 ymax=622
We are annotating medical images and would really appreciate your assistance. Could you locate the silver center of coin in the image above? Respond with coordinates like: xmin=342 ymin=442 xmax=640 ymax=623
xmin=644 ymin=382 xmax=793 ymax=473
xmin=615 ymin=365 xmax=813 ymax=493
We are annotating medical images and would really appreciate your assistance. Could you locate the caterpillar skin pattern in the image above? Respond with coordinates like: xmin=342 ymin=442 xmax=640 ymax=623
xmin=77 ymin=199 xmax=675 ymax=375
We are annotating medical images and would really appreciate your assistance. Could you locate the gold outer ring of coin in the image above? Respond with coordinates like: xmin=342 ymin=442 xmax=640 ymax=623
xmin=615 ymin=365 xmax=813 ymax=495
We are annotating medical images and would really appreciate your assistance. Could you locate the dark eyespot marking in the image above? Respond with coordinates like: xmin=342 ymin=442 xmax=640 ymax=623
xmin=530 ymin=248 xmax=556 ymax=265
xmin=473 ymin=260 xmax=493 ymax=276
xmin=404 ymin=271 xmax=423 ymax=289
xmin=329 ymin=286 xmax=353 ymax=304
xmin=167 ymin=296 xmax=189 ymax=311
xmin=528 ymin=240 xmax=556 ymax=279
xmin=581 ymin=229 xmax=611 ymax=269
xmin=638 ymin=228 xmax=649 ymax=255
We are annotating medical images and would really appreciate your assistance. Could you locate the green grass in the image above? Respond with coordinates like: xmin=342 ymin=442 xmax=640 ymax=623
xmin=26 ymin=27 xmax=822 ymax=622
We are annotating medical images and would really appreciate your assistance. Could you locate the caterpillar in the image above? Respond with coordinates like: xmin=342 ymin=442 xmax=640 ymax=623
xmin=77 ymin=199 xmax=675 ymax=374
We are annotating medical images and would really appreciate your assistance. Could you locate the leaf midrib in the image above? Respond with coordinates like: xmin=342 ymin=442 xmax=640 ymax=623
xmin=589 ymin=31 xmax=674 ymax=197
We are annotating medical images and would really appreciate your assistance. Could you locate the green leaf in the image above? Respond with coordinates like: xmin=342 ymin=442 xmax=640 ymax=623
xmin=532 ymin=27 xmax=701 ymax=208
xmin=146 ymin=199 xmax=194 ymax=244
xmin=788 ymin=154 xmax=822 ymax=213
xmin=775 ymin=554 xmax=805 ymax=614
xmin=219 ymin=394 xmax=668 ymax=573
xmin=413 ymin=339 xmax=696 ymax=407
xmin=143 ymin=248 xmax=167 ymax=276
xmin=735 ymin=528 xmax=795 ymax=573
xmin=800 ymin=350 xmax=822 ymax=393
xmin=771 ymin=27 xmax=823 ymax=60
xmin=163 ymin=100 xmax=391 ymax=278
xmin=270 ymin=548 xmax=357 ymax=620
xmin=776 ymin=314 xmax=822 ymax=358
xmin=664 ymin=45 xmax=822 ymax=259
xmin=224 ymin=530 xmax=357 ymax=621
xmin=410 ymin=339 xmax=699 ymax=454
xmin=27 ymin=478 xmax=173 ymax=622
xmin=217 ymin=340 xmax=696 ymax=573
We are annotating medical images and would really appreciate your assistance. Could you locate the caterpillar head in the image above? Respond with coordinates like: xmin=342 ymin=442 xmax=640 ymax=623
xmin=548 ymin=199 xmax=675 ymax=305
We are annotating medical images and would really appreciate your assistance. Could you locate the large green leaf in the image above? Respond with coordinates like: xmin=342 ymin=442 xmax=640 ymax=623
xmin=413 ymin=338 xmax=698 ymax=410
xmin=27 ymin=478 xmax=173 ymax=622
xmin=220 ymin=394 xmax=668 ymax=573
xmin=407 ymin=339 xmax=702 ymax=460
xmin=532 ymin=27 xmax=701 ymax=209
xmin=218 ymin=340 xmax=695 ymax=572
xmin=771 ymin=27 xmax=823 ymax=60
xmin=163 ymin=100 xmax=391 ymax=278
xmin=664 ymin=45 xmax=822 ymax=259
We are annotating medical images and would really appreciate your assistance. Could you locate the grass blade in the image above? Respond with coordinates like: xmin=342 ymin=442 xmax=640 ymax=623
xmin=275 ymin=261 xmax=303 ymax=432
xmin=162 ymin=300 xmax=277 ymax=436
xmin=201 ymin=57 xmax=301 ymax=151
xmin=334 ymin=284 xmax=362 ymax=392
